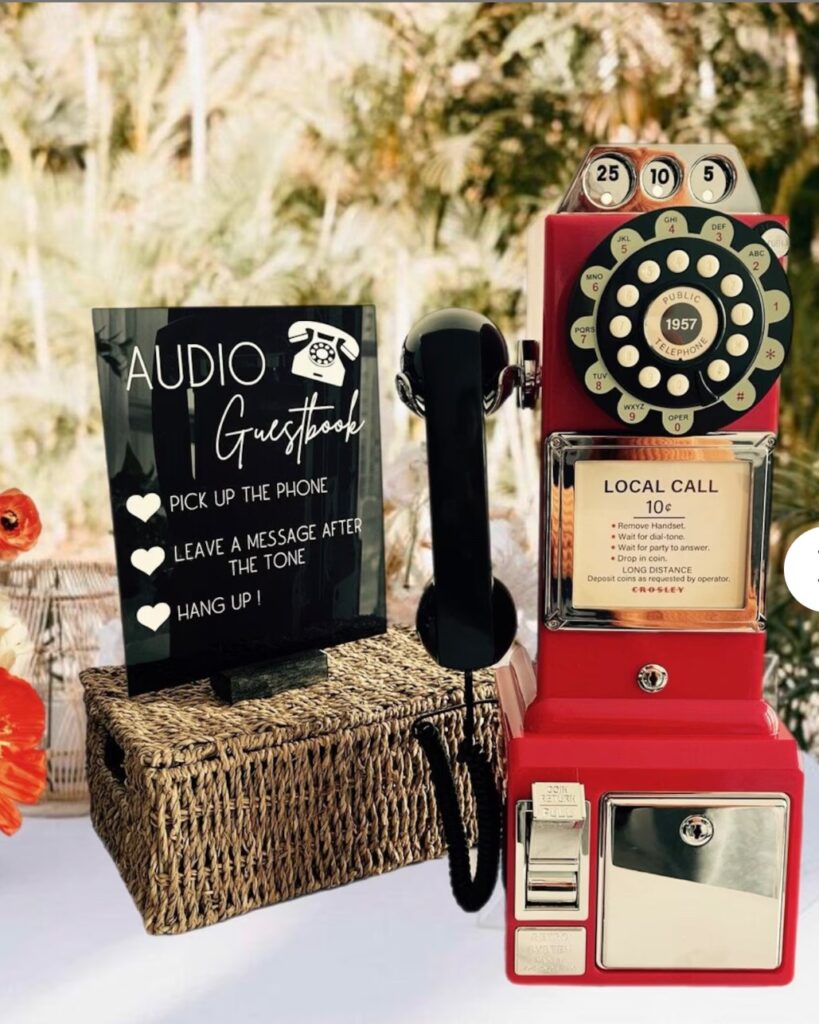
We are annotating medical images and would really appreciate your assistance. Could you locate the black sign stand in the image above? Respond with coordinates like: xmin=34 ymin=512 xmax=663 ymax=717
xmin=211 ymin=648 xmax=329 ymax=704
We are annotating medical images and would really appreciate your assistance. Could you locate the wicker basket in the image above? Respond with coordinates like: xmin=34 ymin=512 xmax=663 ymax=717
xmin=83 ymin=627 xmax=500 ymax=935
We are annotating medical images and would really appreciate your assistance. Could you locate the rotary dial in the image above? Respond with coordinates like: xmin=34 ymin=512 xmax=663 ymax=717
xmin=308 ymin=340 xmax=337 ymax=367
xmin=567 ymin=208 xmax=792 ymax=435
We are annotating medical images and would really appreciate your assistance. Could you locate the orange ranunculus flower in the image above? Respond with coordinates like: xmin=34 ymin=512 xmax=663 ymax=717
xmin=0 ymin=489 xmax=42 ymax=560
xmin=0 ymin=667 xmax=46 ymax=836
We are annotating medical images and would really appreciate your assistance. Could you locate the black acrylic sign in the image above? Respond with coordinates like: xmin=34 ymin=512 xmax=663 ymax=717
xmin=93 ymin=306 xmax=386 ymax=695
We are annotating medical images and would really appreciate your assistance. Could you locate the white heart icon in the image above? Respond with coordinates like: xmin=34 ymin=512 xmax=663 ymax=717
xmin=126 ymin=493 xmax=162 ymax=523
xmin=136 ymin=602 xmax=171 ymax=632
xmin=130 ymin=546 xmax=166 ymax=577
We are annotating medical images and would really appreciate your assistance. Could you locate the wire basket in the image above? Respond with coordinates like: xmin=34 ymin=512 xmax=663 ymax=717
xmin=0 ymin=559 xmax=119 ymax=814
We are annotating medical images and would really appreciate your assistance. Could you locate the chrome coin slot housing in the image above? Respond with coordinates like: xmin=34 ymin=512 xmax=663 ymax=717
xmin=515 ymin=783 xmax=590 ymax=920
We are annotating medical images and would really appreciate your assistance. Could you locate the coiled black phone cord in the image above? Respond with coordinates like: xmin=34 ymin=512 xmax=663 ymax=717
xmin=412 ymin=670 xmax=502 ymax=912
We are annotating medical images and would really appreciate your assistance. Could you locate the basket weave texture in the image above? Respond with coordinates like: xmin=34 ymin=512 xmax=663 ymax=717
xmin=83 ymin=627 xmax=499 ymax=935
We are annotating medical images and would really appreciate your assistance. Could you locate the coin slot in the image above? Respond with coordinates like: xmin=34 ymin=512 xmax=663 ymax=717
xmin=690 ymin=156 xmax=735 ymax=205
xmin=582 ymin=153 xmax=636 ymax=209
xmin=640 ymin=157 xmax=682 ymax=201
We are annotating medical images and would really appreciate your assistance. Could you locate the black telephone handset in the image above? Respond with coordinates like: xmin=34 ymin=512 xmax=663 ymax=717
xmin=397 ymin=308 xmax=518 ymax=911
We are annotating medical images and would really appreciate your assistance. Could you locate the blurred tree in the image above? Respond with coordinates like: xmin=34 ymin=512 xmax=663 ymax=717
xmin=0 ymin=2 xmax=818 ymax=743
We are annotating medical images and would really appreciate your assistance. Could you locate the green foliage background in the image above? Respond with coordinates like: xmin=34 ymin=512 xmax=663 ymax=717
xmin=1 ymin=2 xmax=818 ymax=746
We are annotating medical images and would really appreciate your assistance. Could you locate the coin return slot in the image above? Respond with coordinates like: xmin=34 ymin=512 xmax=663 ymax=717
xmin=515 ymin=783 xmax=590 ymax=920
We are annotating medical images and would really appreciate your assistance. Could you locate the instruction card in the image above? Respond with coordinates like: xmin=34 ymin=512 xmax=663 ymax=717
xmin=572 ymin=459 xmax=751 ymax=610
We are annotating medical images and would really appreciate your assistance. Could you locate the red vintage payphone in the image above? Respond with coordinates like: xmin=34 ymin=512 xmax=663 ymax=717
xmin=397 ymin=145 xmax=803 ymax=985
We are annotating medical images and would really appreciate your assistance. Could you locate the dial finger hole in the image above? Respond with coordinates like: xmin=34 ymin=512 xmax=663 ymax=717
xmin=707 ymin=359 xmax=730 ymax=382
xmin=639 ymin=366 xmax=661 ymax=389
xmin=610 ymin=315 xmax=632 ymax=338
xmin=720 ymin=274 xmax=744 ymax=298
xmin=666 ymin=249 xmax=690 ymax=273
xmin=617 ymin=284 xmax=640 ymax=308
xmin=730 ymin=303 xmax=754 ymax=326
xmin=725 ymin=334 xmax=749 ymax=357
xmin=667 ymin=373 xmax=690 ymax=397
xmin=638 ymin=260 xmax=660 ymax=284
xmin=617 ymin=344 xmax=640 ymax=368
xmin=696 ymin=254 xmax=720 ymax=278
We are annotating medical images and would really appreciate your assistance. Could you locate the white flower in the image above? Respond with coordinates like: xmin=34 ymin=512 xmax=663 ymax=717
xmin=0 ymin=594 xmax=34 ymax=673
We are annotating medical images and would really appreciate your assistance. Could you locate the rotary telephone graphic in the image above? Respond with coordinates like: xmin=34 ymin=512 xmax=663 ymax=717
xmin=397 ymin=144 xmax=803 ymax=986
xmin=289 ymin=319 xmax=360 ymax=387
xmin=567 ymin=204 xmax=791 ymax=436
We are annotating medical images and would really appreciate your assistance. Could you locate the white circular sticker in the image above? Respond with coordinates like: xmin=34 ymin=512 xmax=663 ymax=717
xmin=784 ymin=527 xmax=819 ymax=612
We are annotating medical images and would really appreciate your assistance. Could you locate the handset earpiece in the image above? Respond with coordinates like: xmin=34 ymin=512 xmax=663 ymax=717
xmin=397 ymin=307 xmax=518 ymax=914
xmin=339 ymin=334 xmax=360 ymax=361
xmin=397 ymin=308 xmax=517 ymax=671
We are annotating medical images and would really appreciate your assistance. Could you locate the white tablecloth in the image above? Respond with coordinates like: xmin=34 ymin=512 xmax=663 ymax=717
xmin=2 ymin=759 xmax=817 ymax=1024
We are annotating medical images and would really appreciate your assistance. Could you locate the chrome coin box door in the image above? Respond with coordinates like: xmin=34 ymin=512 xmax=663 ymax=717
xmin=597 ymin=794 xmax=790 ymax=971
